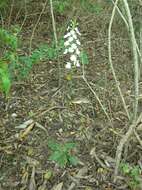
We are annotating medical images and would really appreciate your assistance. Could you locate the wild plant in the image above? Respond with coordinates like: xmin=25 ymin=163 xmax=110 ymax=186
xmin=53 ymin=0 xmax=103 ymax=15
xmin=48 ymin=139 xmax=78 ymax=167
xmin=63 ymin=19 xmax=89 ymax=70
xmin=53 ymin=0 xmax=71 ymax=14
xmin=0 ymin=0 xmax=8 ymax=9
xmin=0 ymin=25 xmax=64 ymax=96
xmin=63 ymin=19 xmax=81 ymax=69
xmin=63 ymin=19 xmax=89 ymax=99
xmin=17 ymin=40 xmax=64 ymax=79
xmin=0 ymin=27 xmax=18 ymax=96
xmin=120 ymin=162 xmax=142 ymax=189
xmin=80 ymin=0 xmax=102 ymax=14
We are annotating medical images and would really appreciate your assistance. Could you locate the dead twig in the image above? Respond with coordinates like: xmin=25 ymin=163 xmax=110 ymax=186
xmin=108 ymin=0 xmax=130 ymax=120
xmin=114 ymin=112 xmax=142 ymax=182
xmin=29 ymin=106 xmax=66 ymax=119
xmin=90 ymin=147 xmax=109 ymax=170
xmin=49 ymin=0 xmax=61 ymax=86
xmin=114 ymin=0 xmax=140 ymax=181
xmin=8 ymin=0 xmax=14 ymax=28
xmin=122 ymin=0 xmax=139 ymax=121
xmin=82 ymin=60 xmax=112 ymax=125
xmin=29 ymin=0 xmax=48 ymax=54
xmin=134 ymin=130 xmax=142 ymax=147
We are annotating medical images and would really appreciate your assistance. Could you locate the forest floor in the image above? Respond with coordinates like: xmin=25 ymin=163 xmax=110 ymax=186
xmin=0 ymin=1 xmax=142 ymax=190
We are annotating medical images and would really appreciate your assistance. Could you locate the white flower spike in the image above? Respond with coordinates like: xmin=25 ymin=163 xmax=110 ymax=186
xmin=63 ymin=20 xmax=81 ymax=69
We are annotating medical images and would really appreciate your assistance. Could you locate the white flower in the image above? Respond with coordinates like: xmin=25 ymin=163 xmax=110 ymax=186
xmin=64 ymin=22 xmax=82 ymax=69
xmin=70 ymin=30 xmax=75 ymax=36
xmin=68 ymin=36 xmax=74 ymax=42
xmin=68 ymin=47 xmax=74 ymax=53
xmin=67 ymin=26 xmax=70 ymax=31
xmin=64 ymin=32 xmax=71 ymax=38
xmin=76 ymin=40 xmax=81 ymax=45
xmin=65 ymin=62 xmax=71 ymax=69
xmin=64 ymin=40 xmax=70 ymax=46
xmin=76 ymin=60 xmax=80 ymax=67
xmin=71 ymin=43 xmax=77 ymax=50
xmin=63 ymin=49 xmax=68 ymax=54
xmin=70 ymin=54 xmax=77 ymax=62
xmin=72 ymin=34 xmax=77 ymax=39
xmin=11 ymin=113 xmax=17 ymax=118
xmin=75 ymin=27 xmax=81 ymax=35
xmin=76 ymin=48 xmax=80 ymax=55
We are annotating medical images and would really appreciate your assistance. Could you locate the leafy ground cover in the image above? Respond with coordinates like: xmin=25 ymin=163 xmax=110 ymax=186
xmin=0 ymin=0 xmax=142 ymax=190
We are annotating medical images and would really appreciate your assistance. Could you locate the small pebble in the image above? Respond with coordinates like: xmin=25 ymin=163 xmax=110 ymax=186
xmin=59 ymin=128 xmax=63 ymax=133
xmin=11 ymin=113 xmax=17 ymax=118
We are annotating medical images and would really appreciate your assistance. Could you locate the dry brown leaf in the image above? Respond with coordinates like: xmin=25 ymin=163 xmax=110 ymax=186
xmin=75 ymin=166 xmax=88 ymax=178
xmin=84 ymin=187 xmax=93 ymax=190
xmin=38 ymin=181 xmax=47 ymax=190
xmin=15 ymin=119 xmax=34 ymax=129
xmin=25 ymin=156 xmax=39 ymax=167
xmin=29 ymin=166 xmax=36 ymax=190
xmin=35 ymin=122 xmax=48 ymax=135
xmin=71 ymin=98 xmax=90 ymax=104
xmin=0 ymin=145 xmax=13 ymax=154
xmin=21 ymin=169 xmax=29 ymax=185
xmin=19 ymin=123 xmax=35 ymax=140
xmin=51 ymin=182 xmax=63 ymax=190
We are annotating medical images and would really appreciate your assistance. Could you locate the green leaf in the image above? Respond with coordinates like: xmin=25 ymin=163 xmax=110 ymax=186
xmin=53 ymin=1 xmax=70 ymax=14
xmin=0 ymin=0 xmax=8 ymax=8
xmin=130 ymin=166 xmax=140 ymax=179
xmin=48 ymin=140 xmax=62 ymax=151
xmin=0 ymin=28 xmax=18 ymax=50
xmin=30 ymin=50 xmax=41 ymax=63
xmin=0 ymin=63 xmax=11 ymax=96
xmin=49 ymin=151 xmax=67 ymax=167
xmin=80 ymin=0 xmax=102 ymax=14
xmin=48 ymin=140 xmax=78 ymax=167
xmin=58 ymin=4 xmax=65 ymax=13
xmin=47 ymin=48 xmax=56 ymax=59
xmin=68 ymin=156 xmax=78 ymax=166
xmin=44 ymin=170 xmax=52 ymax=180
xmin=120 ymin=163 xmax=130 ymax=174
xmin=64 ymin=142 xmax=76 ymax=151
xmin=1 ymin=73 xmax=11 ymax=96
xmin=80 ymin=51 xmax=89 ymax=65
xmin=49 ymin=151 xmax=62 ymax=161
xmin=57 ymin=153 xmax=67 ymax=167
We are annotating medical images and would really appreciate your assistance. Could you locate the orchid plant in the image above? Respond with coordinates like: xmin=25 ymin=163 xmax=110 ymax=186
xmin=63 ymin=19 xmax=81 ymax=69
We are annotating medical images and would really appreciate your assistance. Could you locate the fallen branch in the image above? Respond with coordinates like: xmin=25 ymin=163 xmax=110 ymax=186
xmin=114 ymin=112 xmax=142 ymax=182
xmin=122 ymin=0 xmax=139 ymax=121
xmin=108 ymin=0 xmax=130 ymax=120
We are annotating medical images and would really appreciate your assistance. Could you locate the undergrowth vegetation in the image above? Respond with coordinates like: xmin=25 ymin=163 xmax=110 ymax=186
xmin=48 ymin=139 xmax=78 ymax=167
xmin=120 ymin=162 xmax=142 ymax=189
xmin=0 ymin=26 xmax=64 ymax=96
